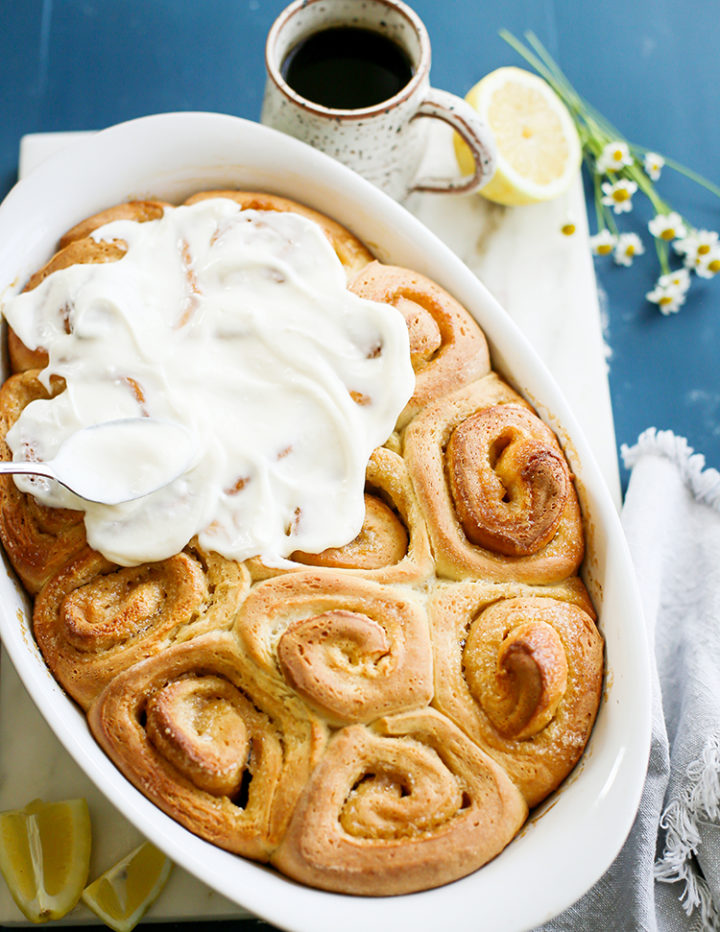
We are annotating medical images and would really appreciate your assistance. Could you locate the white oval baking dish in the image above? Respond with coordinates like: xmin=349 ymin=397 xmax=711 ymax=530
xmin=0 ymin=112 xmax=651 ymax=932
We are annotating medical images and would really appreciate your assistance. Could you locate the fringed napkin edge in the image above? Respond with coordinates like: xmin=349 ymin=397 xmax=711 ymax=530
xmin=622 ymin=427 xmax=720 ymax=929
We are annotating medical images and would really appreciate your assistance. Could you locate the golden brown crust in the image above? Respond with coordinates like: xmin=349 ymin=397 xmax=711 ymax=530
xmin=429 ymin=578 xmax=603 ymax=807
xmin=183 ymin=190 xmax=374 ymax=277
xmin=33 ymin=540 xmax=250 ymax=709
xmin=88 ymin=630 xmax=327 ymax=860
xmin=349 ymin=261 xmax=491 ymax=428
xmin=271 ymin=708 xmax=527 ymax=895
xmin=233 ymin=571 xmax=434 ymax=727
xmin=249 ymin=447 xmax=434 ymax=585
xmin=403 ymin=373 xmax=585 ymax=583
xmin=0 ymin=370 xmax=86 ymax=593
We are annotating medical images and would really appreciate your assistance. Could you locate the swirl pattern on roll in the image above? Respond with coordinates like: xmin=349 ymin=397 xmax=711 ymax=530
xmin=33 ymin=539 xmax=250 ymax=709
xmin=249 ymin=447 xmax=434 ymax=585
xmin=349 ymin=261 xmax=491 ymax=427
xmin=404 ymin=373 xmax=585 ymax=583
xmin=272 ymin=708 xmax=527 ymax=895
xmin=88 ymin=631 xmax=326 ymax=860
xmin=233 ymin=571 xmax=433 ymax=726
xmin=429 ymin=579 xmax=603 ymax=807
xmin=0 ymin=370 xmax=87 ymax=593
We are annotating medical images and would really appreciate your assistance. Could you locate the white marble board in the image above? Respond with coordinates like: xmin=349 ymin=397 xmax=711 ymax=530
xmin=0 ymin=125 xmax=620 ymax=925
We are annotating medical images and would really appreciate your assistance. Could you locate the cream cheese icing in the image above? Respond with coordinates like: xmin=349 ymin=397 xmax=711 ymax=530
xmin=2 ymin=198 xmax=414 ymax=566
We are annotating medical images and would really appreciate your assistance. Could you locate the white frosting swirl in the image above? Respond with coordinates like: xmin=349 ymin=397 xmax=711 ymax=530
xmin=2 ymin=199 xmax=414 ymax=566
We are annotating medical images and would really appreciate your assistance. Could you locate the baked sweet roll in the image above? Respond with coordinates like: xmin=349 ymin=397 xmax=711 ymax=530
xmin=33 ymin=539 xmax=250 ymax=709
xmin=429 ymin=578 xmax=603 ymax=807
xmin=57 ymin=199 xmax=170 ymax=248
xmin=349 ymin=261 xmax=491 ymax=428
xmin=248 ymin=447 xmax=434 ymax=585
xmin=88 ymin=631 xmax=326 ymax=860
xmin=7 ymin=201 xmax=169 ymax=374
xmin=0 ymin=370 xmax=86 ymax=593
xmin=403 ymin=372 xmax=585 ymax=584
xmin=272 ymin=707 xmax=527 ymax=895
xmin=233 ymin=570 xmax=433 ymax=727
xmin=183 ymin=190 xmax=373 ymax=277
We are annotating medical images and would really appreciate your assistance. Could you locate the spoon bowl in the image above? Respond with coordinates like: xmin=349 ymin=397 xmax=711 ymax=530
xmin=0 ymin=418 xmax=195 ymax=505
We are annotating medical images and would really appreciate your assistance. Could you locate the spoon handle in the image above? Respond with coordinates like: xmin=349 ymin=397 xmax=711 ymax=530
xmin=0 ymin=460 xmax=58 ymax=482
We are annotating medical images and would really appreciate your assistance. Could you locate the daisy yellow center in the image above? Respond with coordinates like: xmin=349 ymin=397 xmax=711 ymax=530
xmin=708 ymin=259 xmax=720 ymax=273
xmin=613 ymin=189 xmax=630 ymax=202
xmin=597 ymin=244 xmax=613 ymax=255
xmin=659 ymin=296 xmax=674 ymax=305
xmin=561 ymin=223 xmax=576 ymax=235
xmin=698 ymin=244 xmax=711 ymax=255
xmin=660 ymin=228 xmax=676 ymax=241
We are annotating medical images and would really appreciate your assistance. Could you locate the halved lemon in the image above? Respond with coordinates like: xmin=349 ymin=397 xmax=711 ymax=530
xmin=0 ymin=797 xmax=92 ymax=922
xmin=81 ymin=841 xmax=172 ymax=932
xmin=454 ymin=66 xmax=581 ymax=205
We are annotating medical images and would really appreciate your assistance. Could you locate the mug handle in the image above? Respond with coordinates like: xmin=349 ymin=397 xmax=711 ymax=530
xmin=410 ymin=87 xmax=497 ymax=194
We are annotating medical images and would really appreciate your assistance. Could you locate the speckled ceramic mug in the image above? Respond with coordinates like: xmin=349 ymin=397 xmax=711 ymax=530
xmin=261 ymin=0 xmax=496 ymax=201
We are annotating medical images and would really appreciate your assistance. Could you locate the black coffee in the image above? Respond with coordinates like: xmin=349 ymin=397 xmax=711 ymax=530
xmin=281 ymin=26 xmax=414 ymax=110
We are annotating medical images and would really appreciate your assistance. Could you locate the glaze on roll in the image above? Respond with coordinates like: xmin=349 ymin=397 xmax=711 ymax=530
xmin=403 ymin=373 xmax=585 ymax=583
xmin=88 ymin=631 xmax=327 ymax=860
xmin=33 ymin=540 xmax=249 ymax=709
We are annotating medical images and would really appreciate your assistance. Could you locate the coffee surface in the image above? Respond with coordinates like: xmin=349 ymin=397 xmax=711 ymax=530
xmin=281 ymin=26 xmax=413 ymax=110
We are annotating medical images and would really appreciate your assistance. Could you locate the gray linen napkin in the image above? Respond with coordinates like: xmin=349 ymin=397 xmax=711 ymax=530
xmin=539 ymin=429 xmax=720 ymax=932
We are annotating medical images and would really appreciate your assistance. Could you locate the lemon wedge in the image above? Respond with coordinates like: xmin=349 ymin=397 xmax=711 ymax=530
xmin=0 ymin=797 xmax=92 ymax=922
xmin=454 ymin=66 xmax=581 ymax=205
xmin=81 ymin=841 xmax=172 ymax=932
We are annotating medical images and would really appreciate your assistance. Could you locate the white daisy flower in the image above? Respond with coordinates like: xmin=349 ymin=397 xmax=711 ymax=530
xmin=614 ymin=233 xmax=645 ymax=267
xmin=674 ymin=229 xmax=719 ymax=268
xmin=694 ymin=247 xmax=720 ymax=279
xmin=597 ymin=141 xmax=634 ymax=173
xmin=643 ymin=152 xmax=664 ymax=181
xmin=589 ymin=229 xmax=617 ymax=256
xmin=658 ymin=268 xmax=691 ymax=292
xmin=648 ymin=212 xmax=687 ymax=241
xmin=646 ymin=278 xmax=688 ymax=315
xmin=601 ymin=179 xmax=637 ymax=214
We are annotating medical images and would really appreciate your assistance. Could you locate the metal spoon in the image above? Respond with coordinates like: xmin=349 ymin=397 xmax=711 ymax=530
xmin=0 ymin=418 xmax=195 ymax=505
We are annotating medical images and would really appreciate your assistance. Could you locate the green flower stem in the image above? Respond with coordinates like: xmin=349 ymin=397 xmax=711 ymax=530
xmin=654 ymin=237 xmax=671 ymax=275
xmin=591 ymin=165 xmax=604 ymax=231
xmin=639 ymin=150 xmax=720 ymax=200
xmin=500 ymin=30 xmax=720 ymax=208
xmin=624 ymin=162 xmax=668 ymax=215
